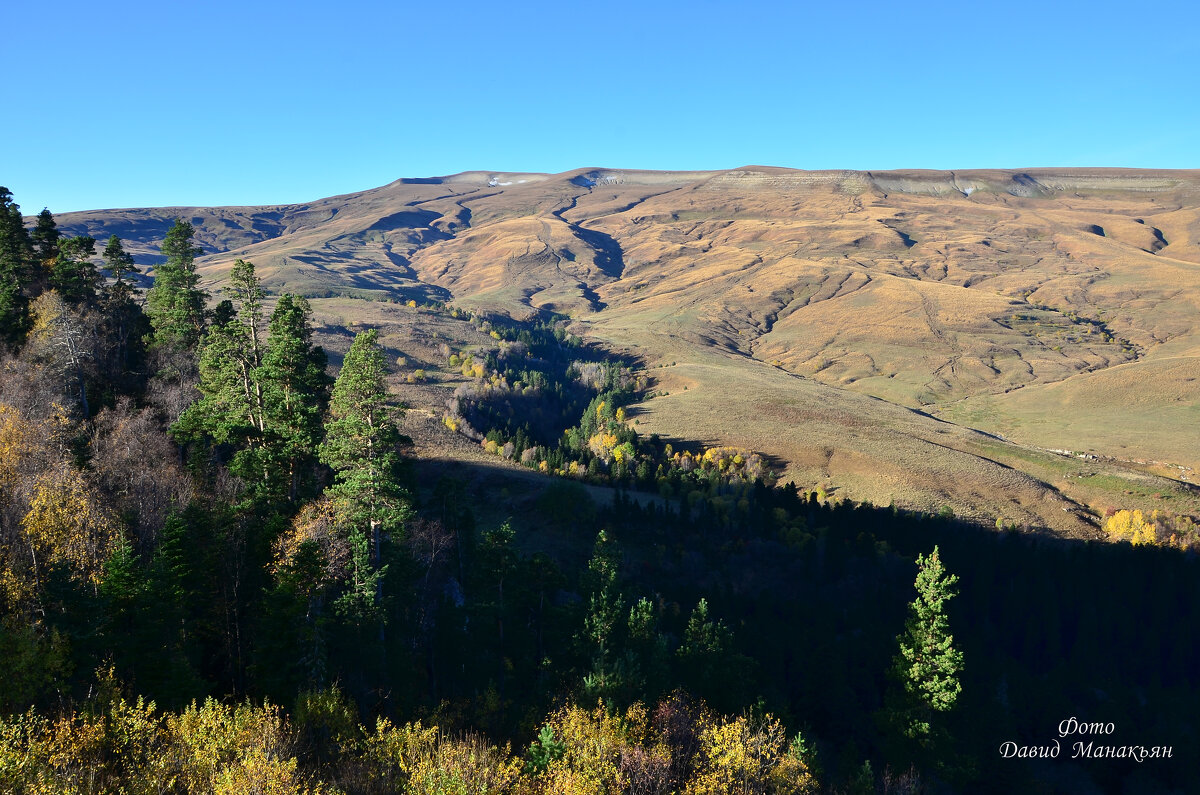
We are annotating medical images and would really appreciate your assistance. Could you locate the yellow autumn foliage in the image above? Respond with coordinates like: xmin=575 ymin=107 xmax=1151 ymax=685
xmin=687 ymin=713 xmax=817 ymax=795
xmin=213 ymin=747 xmax=333 ymax=795
xmin=362 ymin=718 xmax=522 ymax=793
xmin=0 ymin=685 xmax=819 ymax=795
xmin=588 ymin=432 xmax=620 ymax=461
xmin=21 ymin=463 xmax=120 ymax=590
xmin=0 ymin=404 xmax=32 ymax=499
xmin=537 ymin=702 xmax=643 ymax=795
xmin=1104 ymin=509 xmax=1158 ymax=546
xmin=273 ymin=496 xmax=350 ymax=588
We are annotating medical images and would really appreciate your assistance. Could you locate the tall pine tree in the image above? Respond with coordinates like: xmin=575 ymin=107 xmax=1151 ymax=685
xmin=146 ymin=218 xmax=206 ymax=350
xmin=318 ymin=329 xmax=409 ymax=619
xmin=175 ymin=261 xmax=330 ymax=500
xmin=172 ymin=288 xmax=264 ymax=489
xmin=258 ymin=294 xmax=331 ymax=500
xmin=883 ymin=545 xmax=964 ymax=768
xmin=0 ymin=187 xmax=34 ymax=348
xmin=30 ymin=208 xmax=59 ymax=291
xmin=101 ymin=235 xmax=146 ymax=376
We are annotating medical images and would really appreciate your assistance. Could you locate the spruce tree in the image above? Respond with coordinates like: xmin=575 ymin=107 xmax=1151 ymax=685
xmin=318 ymin=328 xmax=409 ymax=617
xmin=884 ymin=545 xmax=964 ymax=763
xmin=146 ymin=218 xmax=207 ymax=350
xmin=0 ymin=187 xmax=34 ymax=347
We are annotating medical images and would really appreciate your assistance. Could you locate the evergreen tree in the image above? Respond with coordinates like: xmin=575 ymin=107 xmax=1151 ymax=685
xmin=0 ymin=187 xmax=34 ymax=347
xmin=146 ymin=218 xmax=206 ymax=350
xmin=676 ymin=597 xmax=745 ymax=711
xmin=318 ymin=329 xmax=409 ymax=616
xmin=30 ymin=208 xmax=59 ymax=289
xmin=103 ymin=234 xmax=139 ymax=291
xmin=626 ymin=596 xmax=670 ymax=700
xmin=101 ymin=235 xmax=145 ymax=375
xmin=883 ymin=546 xmax=964 ymax=763
xmin=580 ymin=529 xmax=626 ymax=705
xmin=176 ymin=263 xmax=330 ymax=500
xmin=50 ymin=235 xmax=100 ymax=305
xmin=172 ymin=261 xmax=268 ymax=490
xmin=476 ymin=520 xmax=519 ymax=696
xmin=172 ymin=305 xmax=262 ymax=481
xmin=258 ymin=295 xmax=331 ymax=500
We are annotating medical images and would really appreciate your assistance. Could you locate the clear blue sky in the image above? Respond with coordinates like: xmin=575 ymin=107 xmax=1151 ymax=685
xmin=3 ymin=0 xmax=1197 ymax=213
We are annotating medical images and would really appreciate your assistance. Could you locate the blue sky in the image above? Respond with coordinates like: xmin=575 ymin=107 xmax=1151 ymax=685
xmin=3 ymin=0 xmax=1197 ymax=212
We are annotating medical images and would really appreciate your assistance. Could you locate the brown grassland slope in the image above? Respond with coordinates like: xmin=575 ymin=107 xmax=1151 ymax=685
xmin=58 ymin=167 xmax=1200 ymax=535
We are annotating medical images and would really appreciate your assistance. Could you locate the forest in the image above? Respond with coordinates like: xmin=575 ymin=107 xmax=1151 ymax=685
xmin=0 ymin=187 xmax=1196 ymax=793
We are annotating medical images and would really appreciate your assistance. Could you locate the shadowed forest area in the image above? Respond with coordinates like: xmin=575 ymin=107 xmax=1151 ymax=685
xmin=1 ymin=190 xmax=1197 ymax=793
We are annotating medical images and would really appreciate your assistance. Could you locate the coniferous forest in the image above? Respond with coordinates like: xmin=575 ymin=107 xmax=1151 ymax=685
xmin=1 ymin=188 xmax=1197 ymax=793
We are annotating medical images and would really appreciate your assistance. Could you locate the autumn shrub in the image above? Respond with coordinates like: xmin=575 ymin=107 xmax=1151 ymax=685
xmin=165 ymin=697 xmax=304 ymax=794
xmin=360 ymin=718 xmax=522 ymax=794
xmin=533 ymin=701 xmax=645 ymax=795
xmin=0 ymin=683 xmax=168 ymax=795
xmin=686 ymin=712 xmax=817 ymax=795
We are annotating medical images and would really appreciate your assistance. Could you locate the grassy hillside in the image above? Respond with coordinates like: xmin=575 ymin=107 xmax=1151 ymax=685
xmin=55 ymin=167 xmax=1200 ymax=533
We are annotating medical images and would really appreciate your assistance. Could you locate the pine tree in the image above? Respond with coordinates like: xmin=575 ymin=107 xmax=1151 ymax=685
xmin=103 ymin=234 xmax=139 ymax=292
xmin=176 ymin=263 xmax=331 ymax=500
xmin=172 ymin=305 xmax=262 ymax=481
xmin=50 ymin=236 xmax=100 ymax=305
xmin=477 ymin=520 xmax=519 ymax=695
xmin=101 ymin=235 xmax=146 ymax=376
xmin=258 ymin=294 xmax=331 ymax=500
xmin=0 ymin=187 xmax=34 ymax=348
xmin=146 ymin=218 xmax=206 ymax=350
xmin=677 ymin=597 xmax=744 ymax=711
xmin=172 ymin=261 xmax=268 ymax=490
xmin=884 ymin=545 xmax=964 ymax=761
xmin=580 ymin=529 xmax=626 ymax=705
xmin=318 ymin=329 xmax=409 ymax=617
xmin=30 ymin=208 xmax=59 ymax=290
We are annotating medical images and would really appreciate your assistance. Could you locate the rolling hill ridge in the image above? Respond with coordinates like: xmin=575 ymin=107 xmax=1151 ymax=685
xmin=55 ymin=166 xmax=1200 ymax=535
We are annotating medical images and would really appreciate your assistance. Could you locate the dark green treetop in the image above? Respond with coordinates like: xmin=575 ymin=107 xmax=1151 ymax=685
xmin=0 ymin=187 xmax=34 ymax=347
xmin=318 ymin=329 xmax=410 ymax=615
xmin=146 ymin=218 xmax=207 ymax=350
xmin=883 ymin=545 xmax=965 ymax=771
xmin=50 ymin=236 xmax=100 ymax=305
